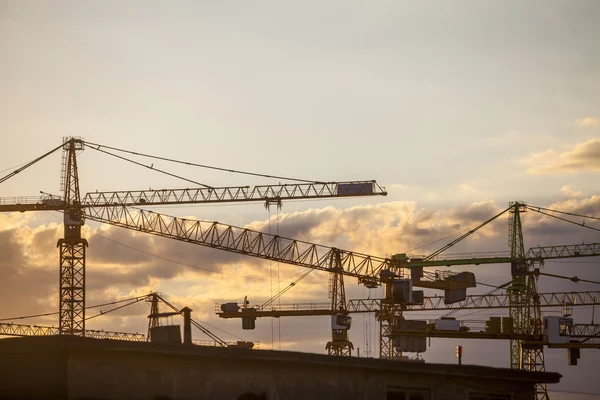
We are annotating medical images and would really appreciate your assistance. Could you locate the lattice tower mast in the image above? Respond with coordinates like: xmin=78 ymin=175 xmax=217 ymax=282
xmin=508 ymin=201 xmax=527 ymax=369
xmin=326 ymin=250 xmax=354 ymax=356
xmin=58 ymin=138 xmax=88 ymax=335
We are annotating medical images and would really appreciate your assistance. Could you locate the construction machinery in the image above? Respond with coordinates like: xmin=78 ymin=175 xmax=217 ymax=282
xmin=2 ymin=138 xmax=599 ymax=400
xmin=0 ymin=139 xmax=480 ymax=356
xmin=0 ymin=291 xmax=252 ymax=348
xmin=212 ymin=202 xmax=600 ymax=400
xmin=87 ymin=195 xmax=600 ymax=398
xmin=0 ymin=137 xmax=386 ymax=338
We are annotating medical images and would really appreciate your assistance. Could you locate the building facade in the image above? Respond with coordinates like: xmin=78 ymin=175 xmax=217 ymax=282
xmin=0 ymin=336 xmax=560 ymax=400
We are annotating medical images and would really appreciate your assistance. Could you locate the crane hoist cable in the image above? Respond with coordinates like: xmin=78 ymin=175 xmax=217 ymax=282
xmin=441 ymin=278 xmax=516 ymax=318
xmin=85 ymin=297 xmax=148 ymax=321
xmin=234 ymin=268 xmax=321 ymax=304
xmin=526 ymin=206 xmax=599 ymax=232
xmin=277 ymin=206 xmax=281 ymax=350
xmin=155 ymin=293 xmax=246 ymax=344
xmin=404 ymin=223 xmax=481 ymax=254
xmin=87 ymin=145 xmax=213 ymax=189
xmin=536 ymin=271 xmax=600 ymax=286
xmin=55 ymin=204 xmax=322 ymax=297
xmin=527 ymin=204 xmax=600 ymax=222
xmin=96 ymin=229 xmax=319 ymax=289
xmin=424 ymin=205 xmax=513 ymax=260
xmin=477 ymin=281 xmax=509 ymax=289
xmin=0 ymin=294 xmax=151 ymax=322
xmin=0 ymin=160 xmax=33 ymax=175
xmin=83 ymin=140 xmax=325 ymax=184
xmin=0 ymin=141 xmax=65 ymax=185
xmin=260 ymin=268 xmax=315 ymax=310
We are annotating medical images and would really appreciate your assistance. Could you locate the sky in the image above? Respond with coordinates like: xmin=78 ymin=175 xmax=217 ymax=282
xmin=1 ymin=0 xmax=600 ymax=397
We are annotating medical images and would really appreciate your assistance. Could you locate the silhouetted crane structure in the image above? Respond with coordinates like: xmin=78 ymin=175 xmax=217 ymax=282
xmin=83 ymin=193 xmax=600 ymax=397
xmin=2 ymin=138 xmax=599 ymax=400
xmin=0 ymin=137 xmax=386 ymax=339
xmin=214 ymin=203 xmax=600 ymax=400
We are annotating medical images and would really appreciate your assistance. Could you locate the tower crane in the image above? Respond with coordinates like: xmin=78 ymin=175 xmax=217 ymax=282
xmin=0 ymin=137 xmax=387 ymax=336
xmin=212 ymin=202 xmax=599 ymax=400
xmin=82 ymin=197 xmax=600 ymax=363
xmin=3 ymin=139 xmax=597 ymax=399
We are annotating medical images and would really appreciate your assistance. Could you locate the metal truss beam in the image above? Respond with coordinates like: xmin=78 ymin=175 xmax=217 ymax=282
xmin=216 ymin=291 xmax=600 ymax=319
xmin=571 ymin=324 xmax=600 ymax=339
xmin=0 ymin=322 xmax=146 ymax=341
xmin=527 ymin=243 xmax=600 ymax=260
xmin=80 ymin=181 xmax=386 ymax=207
xmin=391 ymin=243 xmax=600 ymax=269
xmin=58 ymin=240 xmax=86 ymax=335
xmin=85 ymin=206 xmax=467 ymax=285
xmin=382 ymin=327 xmax=599 ymax=346
xmin=0 ymin=181 xmax=387 ymax=212
xmin=352 ymin=291 xmax=600 ymax=312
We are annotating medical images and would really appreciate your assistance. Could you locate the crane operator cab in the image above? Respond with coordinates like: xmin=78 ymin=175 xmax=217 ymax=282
xmin=544 ymin=316 xmax=573 ymax=344
xmin=332 ymin=314 xmax=352 ymax=330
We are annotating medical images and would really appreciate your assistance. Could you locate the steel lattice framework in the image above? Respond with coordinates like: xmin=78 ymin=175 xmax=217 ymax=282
xmin=326 ymin=251 xmax=353 ymax=356
xmin=508 ymin=202 xmax=528 ymax=371
xmin=522 ymin=270 xmax=548 ymax=400
xmin=0 ymin=138 xmax=387 ymax=337
xmin=572 ymin=324 xmax=600 ymax=338
xmin=58 ymin=138 xmax=87 ymax=336
xmin=216 ymin=290 xmax=600 ymax=318
xmin=0 ymin=322 xmax=146 ymax=341
xmin=84 ymin=205 xmax=472 ymax=286
xmin=217 ymin=290 xmax=600 ymax=317
xmin=353 ymin=290 xmax=600 ymax=312
xmin=0 ymin=181 xmax=386 ymax=212
xmin=80 ymin=181 xmax=386 ymax=207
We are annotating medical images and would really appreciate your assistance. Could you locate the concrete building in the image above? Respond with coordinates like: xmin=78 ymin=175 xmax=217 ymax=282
xmin=0 ymin=335 xmax=559 ymax=400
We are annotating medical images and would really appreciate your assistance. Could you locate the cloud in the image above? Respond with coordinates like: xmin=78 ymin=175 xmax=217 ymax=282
xmin=560 ymin=185 xmax=582 ymax=199
xmin=525 ymin=139 xmax=600 ymax=174
xmin=575 ymin=117 xmax=599 ymax=127
xmin=1 ymin=196 xmax=599 ymax=352
xmin=459 ymin=184 xmax=478 ymax=194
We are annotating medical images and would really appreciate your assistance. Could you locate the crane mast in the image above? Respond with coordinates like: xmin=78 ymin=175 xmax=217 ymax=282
xmin=2 ymin=138 xmax=598 ymax=399
xmin=508 ymin=202 xmax=527 ymax=370
xmin=326 ymin=252 xmax=353 ymax=356
xmin=57 ymin=138 xmax=88 ymax=335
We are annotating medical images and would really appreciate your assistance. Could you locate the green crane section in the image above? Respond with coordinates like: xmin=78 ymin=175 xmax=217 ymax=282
xmin=508 ymin=202 xmax=528 ymax=371
xmin=216 ymin=290 xmax=600 ymax=318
